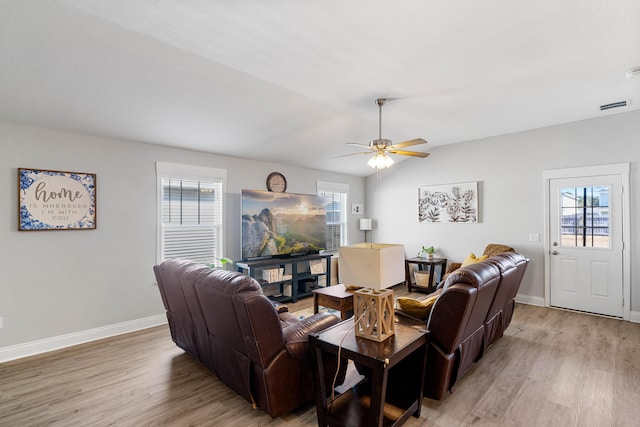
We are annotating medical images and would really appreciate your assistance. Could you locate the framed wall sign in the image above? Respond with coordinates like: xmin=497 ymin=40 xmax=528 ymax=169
xmin=18 ymin=168 xmax=97 ymax=231
xmin=418 ymin=181 xmax=478 ymax=223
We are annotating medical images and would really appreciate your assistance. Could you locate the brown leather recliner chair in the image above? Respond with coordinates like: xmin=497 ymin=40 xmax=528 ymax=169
xmin=488 ymin=252 xmax=529 ymax=334
xmin=154 ymin=259 xmax=343 ymax=417
xmin=483 ymin=252 xmax=529 ymax=348
xmin=154 ymin=259 xmax=210 ymax=362
xmin=395 ymin=250 xmax=529 ymax=400
xmin=422 ymin=261 xmax=501 ymax=399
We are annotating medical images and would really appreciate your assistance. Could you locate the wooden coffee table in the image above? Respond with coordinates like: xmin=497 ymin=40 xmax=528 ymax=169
xmin=312 ymin=283 xmax=355 ymax=320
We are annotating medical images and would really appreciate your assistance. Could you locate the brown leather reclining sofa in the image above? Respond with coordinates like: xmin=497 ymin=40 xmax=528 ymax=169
xmin=153 ymin=259 xmax=343 ymax=417
xmin=396 ymin=251 xmax=529 ymax=400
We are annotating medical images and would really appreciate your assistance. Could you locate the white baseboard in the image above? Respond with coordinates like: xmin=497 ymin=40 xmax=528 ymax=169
xmin=515 ymin=294 xmax=545 ymax=307
xmin=0 ymin=314 xmax=167 ymax=363
xmin=515 ymin=295 xmax=640 ymax=323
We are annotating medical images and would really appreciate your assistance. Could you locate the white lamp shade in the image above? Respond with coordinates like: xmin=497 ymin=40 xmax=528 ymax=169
xmin=338 ymin=243 xmax=405 ymax=290
xmin=359 ymin=218 xmax=373 ymax=231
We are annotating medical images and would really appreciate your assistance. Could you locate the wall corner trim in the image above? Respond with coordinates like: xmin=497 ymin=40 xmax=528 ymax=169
xmin=515 ymin=294 xmax=545 ymax=307
xmin=629 ymin=311 xmax=640 ymax=324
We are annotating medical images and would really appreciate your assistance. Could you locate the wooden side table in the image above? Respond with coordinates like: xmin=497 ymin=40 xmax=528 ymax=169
xmin=405 ymin=257 xmax=448 ymax=293
xmin=310 ymin=319 xmax=428 ymax=427
xmin=312 ymin=284 xmax=355 ymax=320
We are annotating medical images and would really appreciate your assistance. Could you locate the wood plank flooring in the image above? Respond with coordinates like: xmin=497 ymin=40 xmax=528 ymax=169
xmin=1 ymin=285 xmax=639 ymax=426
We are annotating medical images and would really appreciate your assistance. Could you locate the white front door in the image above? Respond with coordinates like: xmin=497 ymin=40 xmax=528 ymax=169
xmin=548 ymin=175 xmax=623 ymax=317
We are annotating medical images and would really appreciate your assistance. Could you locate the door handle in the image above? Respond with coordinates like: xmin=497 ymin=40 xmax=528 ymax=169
xmin=552 ymin=251 xmax=559 ymax=255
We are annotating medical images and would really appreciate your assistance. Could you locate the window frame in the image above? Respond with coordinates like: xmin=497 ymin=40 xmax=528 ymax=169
xmin=156 ymin=162 xmax=227 ymax=264
xmin=317 ymin=180 xmax=349 ymax=252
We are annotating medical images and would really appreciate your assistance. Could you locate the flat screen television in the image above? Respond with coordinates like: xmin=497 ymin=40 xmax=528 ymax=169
xmin=241 ymin=189 xmax=327 ymax=260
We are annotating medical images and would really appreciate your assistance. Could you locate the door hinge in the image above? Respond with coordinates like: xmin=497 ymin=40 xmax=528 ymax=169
xmin=622 ymin=298 xmax=625 ymax=307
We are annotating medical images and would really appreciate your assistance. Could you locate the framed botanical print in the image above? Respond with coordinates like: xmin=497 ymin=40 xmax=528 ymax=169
xmin=18 ymin=168 xmax=97 ymax=231
xmin=418 ymin=181 xmax=478 ymax=223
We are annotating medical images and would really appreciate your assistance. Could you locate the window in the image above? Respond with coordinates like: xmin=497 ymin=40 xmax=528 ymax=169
xmin=157 ymin=162 xmax=226 ymax=264
xmin=560 ymin=185 xmax=610 ymax=248
xmin=317 ymin=181 xmax=348 ymax=252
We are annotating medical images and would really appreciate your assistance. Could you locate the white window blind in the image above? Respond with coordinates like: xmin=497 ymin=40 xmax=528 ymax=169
xmin=317 ymin=181 xmax=348 ymax=252
xmin=157 ymin=162 xmax=226 ymax=264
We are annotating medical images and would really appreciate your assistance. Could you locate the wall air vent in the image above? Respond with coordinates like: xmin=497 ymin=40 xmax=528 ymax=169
xmin=600 ymin=100 xmax=630 ymax=111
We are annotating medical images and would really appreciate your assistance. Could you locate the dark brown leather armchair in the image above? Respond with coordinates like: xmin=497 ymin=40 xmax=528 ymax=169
xmin=484 ymin=252 xmax=529 ymax=346
xmin=154 ymin=259 xmax=209 ymax=362
xmin=395 ymin=250 xmax=529 ymax=400
xmin=154 ymin=259 xmax=342 ymax=417
xmin=423 ymin=261 xmax=501 ymax=399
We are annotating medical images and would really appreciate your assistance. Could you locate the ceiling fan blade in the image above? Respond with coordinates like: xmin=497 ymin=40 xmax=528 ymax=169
xmin=387 ymin=149 xmax=430 ymax=158
xmin=387 ymin=138 xmax=427 ymax=150
xmin=331 ymin=151 xmax=373 ymax=159
xmin=346 ymin=142 xmax=373 ymax=148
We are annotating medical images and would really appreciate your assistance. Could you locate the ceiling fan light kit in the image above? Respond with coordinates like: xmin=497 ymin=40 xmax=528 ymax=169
xmin=367 ymin=151 xmax=394 ymax=169
xmin=336 ymin=97 xmax=430 ymax=171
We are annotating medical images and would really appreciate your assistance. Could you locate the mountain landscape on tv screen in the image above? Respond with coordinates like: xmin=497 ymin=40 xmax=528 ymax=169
xmin=241 ymin=189 xmax=327 ymax=259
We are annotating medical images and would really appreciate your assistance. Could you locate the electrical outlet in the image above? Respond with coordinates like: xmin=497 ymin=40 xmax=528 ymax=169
xmin=529 ymin=233 xmax=540 ymax=242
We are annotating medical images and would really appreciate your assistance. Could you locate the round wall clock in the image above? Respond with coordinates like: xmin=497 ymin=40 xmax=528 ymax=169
xmin=266 ymin=172 xmax=287 ymax=193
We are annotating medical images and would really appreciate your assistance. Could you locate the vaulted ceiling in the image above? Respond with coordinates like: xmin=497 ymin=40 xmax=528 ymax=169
xmin=1 ymin=1 xmax=639 ymax=176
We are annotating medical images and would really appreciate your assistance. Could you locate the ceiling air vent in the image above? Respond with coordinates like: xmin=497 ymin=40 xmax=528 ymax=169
xmin=599 ymin=100 xmax=630 ymax=111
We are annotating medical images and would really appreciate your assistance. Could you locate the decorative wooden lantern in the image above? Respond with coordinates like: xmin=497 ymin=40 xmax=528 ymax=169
xmin=353 ymin=288 xmax=395 ymax=342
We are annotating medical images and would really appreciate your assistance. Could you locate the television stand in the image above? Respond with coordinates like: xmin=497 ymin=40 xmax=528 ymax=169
xmin=235 ymin=253 xmax=332 ymax=303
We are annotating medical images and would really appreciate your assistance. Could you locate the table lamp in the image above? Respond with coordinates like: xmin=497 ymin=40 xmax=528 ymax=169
xmin=359 ymin=218 xmax=372 ymax=243
xmin=339 ymin=242 xmax=405 ymax=342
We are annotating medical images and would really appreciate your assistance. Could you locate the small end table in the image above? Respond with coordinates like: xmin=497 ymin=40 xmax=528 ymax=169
xmin=312 ymin=284 xmax=355 ymax=320
xmin=310 ymin=319 xmax=428 ymax=427
xmin=405 ymin=257 xmax=447 ymax=293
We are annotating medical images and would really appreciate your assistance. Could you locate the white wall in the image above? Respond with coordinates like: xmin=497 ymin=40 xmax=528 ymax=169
xmin=367 ymin=110 xmax=640 ymax=311
xmin=0 ymin=123 xmax=365 ymax=357
xmin=3 ymin=110 xmax=637 ymax=359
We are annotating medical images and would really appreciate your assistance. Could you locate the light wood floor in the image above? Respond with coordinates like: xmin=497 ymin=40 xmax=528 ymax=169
xmin=1 ymin=285 xmax=639 ymax=426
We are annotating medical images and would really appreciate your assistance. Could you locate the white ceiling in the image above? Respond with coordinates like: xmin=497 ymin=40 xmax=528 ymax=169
xmin=1 ymin=0 xmax=639 ymax=176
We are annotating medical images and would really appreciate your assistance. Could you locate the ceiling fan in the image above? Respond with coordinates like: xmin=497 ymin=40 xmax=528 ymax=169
xmin=335 ymin=98 xmax=429 ymax=169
